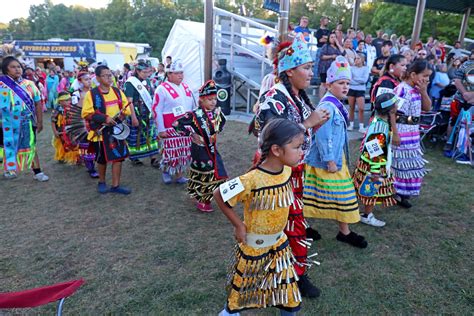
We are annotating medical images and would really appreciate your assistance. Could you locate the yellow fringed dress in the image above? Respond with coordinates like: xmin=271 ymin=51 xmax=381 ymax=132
xmin=223 ymin=166 xmax=301 ymax=314
xmin=51 ymin=108 xmax=79 ymax=164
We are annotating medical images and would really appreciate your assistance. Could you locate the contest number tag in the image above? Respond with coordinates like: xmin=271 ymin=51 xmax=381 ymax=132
xmin=376 ymin=87 xmax=393 ymax=97
xmin=172 ymin=105 xmax=185 ymax=117
xmin=71 ymin=95 xmax=79 ymax=105
xmin=397 ymin=97 xmax=407 ymax=110
xmin=365 ymin=138 xmax=384 ymax=158
xmin=219 ymin=177 xmax=245 ymax=202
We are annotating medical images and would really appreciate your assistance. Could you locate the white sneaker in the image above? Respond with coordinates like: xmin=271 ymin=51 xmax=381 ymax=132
xmin=347 ymin=122 xmax=354 ymax=131
xmin=360 ymin=213 xmax=385 ymax=227
xmin=33 ymin=172 xmax=49 ymax=182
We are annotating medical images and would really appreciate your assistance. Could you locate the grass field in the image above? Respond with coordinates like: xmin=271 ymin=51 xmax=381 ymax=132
xmin=0 ymin=118 xmax=473 ymax=315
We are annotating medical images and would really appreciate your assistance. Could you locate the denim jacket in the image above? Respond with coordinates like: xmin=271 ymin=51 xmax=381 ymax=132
xmin=304 ymin=92 xmax=350 ymax=170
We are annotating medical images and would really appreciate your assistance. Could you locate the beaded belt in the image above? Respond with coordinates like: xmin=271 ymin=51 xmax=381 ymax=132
xmin=396 ymin=115 xmax=420 ymax=125
xmin=246 ymin=232 xmax=284 ymax=248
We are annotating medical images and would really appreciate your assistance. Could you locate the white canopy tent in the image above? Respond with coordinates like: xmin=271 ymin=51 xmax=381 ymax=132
xmin=162 ymin=20 xmax=205 ymax=93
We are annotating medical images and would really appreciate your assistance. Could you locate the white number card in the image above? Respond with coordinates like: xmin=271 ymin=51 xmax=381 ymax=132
xmin=172 ymin=105 xmax=185 ymax=117
xmin=219 ymin=177 xmax=245 ymax=202
xmin=376 ymin=87 xmax=393 ymax=97
xmin=365 ymin=138 xmax=384 ymax=158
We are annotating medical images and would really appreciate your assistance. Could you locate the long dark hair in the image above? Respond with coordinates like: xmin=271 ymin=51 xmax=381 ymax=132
xmin=256 ymin=118 xmax=304 ymax=167
xmin=1 ymin=56 xmax=21 ymax=75
xmin=403 ymin=59 xmax=430 ymax=80
xmin=383 ymin=54 xmax=405 ymax=74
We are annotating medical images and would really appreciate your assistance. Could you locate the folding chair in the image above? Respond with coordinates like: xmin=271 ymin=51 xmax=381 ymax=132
xmin=0 ymin=279 xmax=85 ymax=315
xmin=447 ymin=108 xmax=474 ymax=167
xmin=419 ymin=111 xmax=442 ymax=152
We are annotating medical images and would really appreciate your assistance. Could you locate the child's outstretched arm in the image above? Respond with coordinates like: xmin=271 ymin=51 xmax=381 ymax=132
xmin=213 ymin=188 xmax=247 ymax=244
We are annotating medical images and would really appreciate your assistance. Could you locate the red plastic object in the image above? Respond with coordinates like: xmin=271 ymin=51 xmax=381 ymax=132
xmin=0 ymin=279 xmax=84 ymax=308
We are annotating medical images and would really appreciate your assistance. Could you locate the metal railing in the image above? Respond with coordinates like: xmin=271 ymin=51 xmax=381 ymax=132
xmin=213 ymin=7 xmax=277 ymax=112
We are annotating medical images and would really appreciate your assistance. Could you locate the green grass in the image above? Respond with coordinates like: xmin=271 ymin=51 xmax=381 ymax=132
xmin=0 ymin=118 xmax=473 ymax=314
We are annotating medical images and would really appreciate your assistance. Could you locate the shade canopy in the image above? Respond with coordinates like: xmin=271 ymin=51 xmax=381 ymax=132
xmin=382 ymin=0 xmax=474 ymax=15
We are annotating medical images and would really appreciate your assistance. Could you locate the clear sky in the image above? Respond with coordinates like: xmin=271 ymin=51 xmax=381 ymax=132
xmin=1 ymin=0 xmax=110 ymax=23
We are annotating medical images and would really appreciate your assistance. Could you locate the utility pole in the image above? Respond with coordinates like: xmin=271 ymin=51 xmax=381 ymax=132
xmin=411 ymin=0 xmax=426 ymax=49
xmin=204 ymin=0 xmax=213 ymax=81
xmin=278 ymin=0 xmax=290 ymax=42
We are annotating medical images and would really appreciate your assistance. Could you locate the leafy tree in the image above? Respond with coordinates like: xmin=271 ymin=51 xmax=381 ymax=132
xmin=7 ymin=18 xmax=31 ymax=40
xmin=2 ymin=0 xmax=473 ymax=56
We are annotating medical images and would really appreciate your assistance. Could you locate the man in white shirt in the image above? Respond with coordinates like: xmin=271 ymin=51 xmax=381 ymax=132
xmin=364 ymin=34 xmax=377 ymax=76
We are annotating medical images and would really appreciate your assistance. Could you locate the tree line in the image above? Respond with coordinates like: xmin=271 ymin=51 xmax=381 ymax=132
xmin=1 ymin=0 xmax=472 ymax=58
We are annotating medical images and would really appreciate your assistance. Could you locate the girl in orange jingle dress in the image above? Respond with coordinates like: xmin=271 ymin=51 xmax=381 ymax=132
xmin=214 ymin=119 xmax=311 ymax=316
xmin=352 ymin=93 xmax=398 ymax=228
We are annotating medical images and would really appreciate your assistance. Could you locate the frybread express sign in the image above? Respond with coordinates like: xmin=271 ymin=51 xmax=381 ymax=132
xmin=16 ymin=41 xmax=96 ymax=58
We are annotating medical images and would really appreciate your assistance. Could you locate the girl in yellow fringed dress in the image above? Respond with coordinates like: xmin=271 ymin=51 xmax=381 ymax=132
xmin=51 ymin=92 xmax=79 ymax=164
xmin=214 ymin=119 xmax=308 ymax=316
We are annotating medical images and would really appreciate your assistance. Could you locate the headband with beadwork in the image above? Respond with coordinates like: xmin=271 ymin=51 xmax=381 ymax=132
xmin=277 ymin=33 xmax=313 ymax=74
xmin=326 ymin=56 xmax=351 ymax=83
xmin=199 ymin=80 xmax=217 ymax=97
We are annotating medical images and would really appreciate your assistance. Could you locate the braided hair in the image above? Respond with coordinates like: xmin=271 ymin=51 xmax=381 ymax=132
xmin=254 ymin=118 xmax=305 ymax=168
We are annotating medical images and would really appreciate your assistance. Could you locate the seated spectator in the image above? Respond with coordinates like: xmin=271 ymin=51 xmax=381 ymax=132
xmin=294 ymin=16 xmax=311 ymax=42
xmin=343 ymin=37 xmax=358 ymax=65
xmin=431 ymin=40 xmax=443 ymax=63
xmin=398 ymin=35 xmax=409 ymax=53
xmin=402 ymin=49 xmax=415 ymax=63
xmin=430 ymin=64 xmax=450 ymax=110
xmin=416 ymin=49 xmax=428 ymax=60
xmin=390 ymin=34 xmax=399 ymax=54
xmin=334 ymin=21 xmax=344 ymax=45
xmin=448 ymin=57 xmax=462 ymax=80
xmin=353 ymin=30 xmax=364 ymax=51
xmin=449 ymin=41 xmax=465 ymax=59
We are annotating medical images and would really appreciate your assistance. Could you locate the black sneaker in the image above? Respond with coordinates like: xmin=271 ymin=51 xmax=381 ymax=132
xmin=336 ymin=231 xmax=368 ymax=248
xmin=297 ymin=274 xmax=321 ymax=298
xmin=395 ymin=196 xmax=412 ymax=208
xmin=306 ymin=227 xmax=322 ymax=240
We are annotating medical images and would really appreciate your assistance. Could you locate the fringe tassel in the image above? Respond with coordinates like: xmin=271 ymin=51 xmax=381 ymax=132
xmin=392 ymin=148 xmax=423 ymax=159
xmin=249 ymin=181 xmax=295 ymax=211
xmin=226 ymin=243 xmax=302 ymax=310
xmin=188 ymin=168 xmax=226 ymax=203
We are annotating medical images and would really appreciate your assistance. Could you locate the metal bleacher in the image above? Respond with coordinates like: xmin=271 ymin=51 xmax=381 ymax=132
xmin=213 ymin=7 xmax=276 ymax=114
